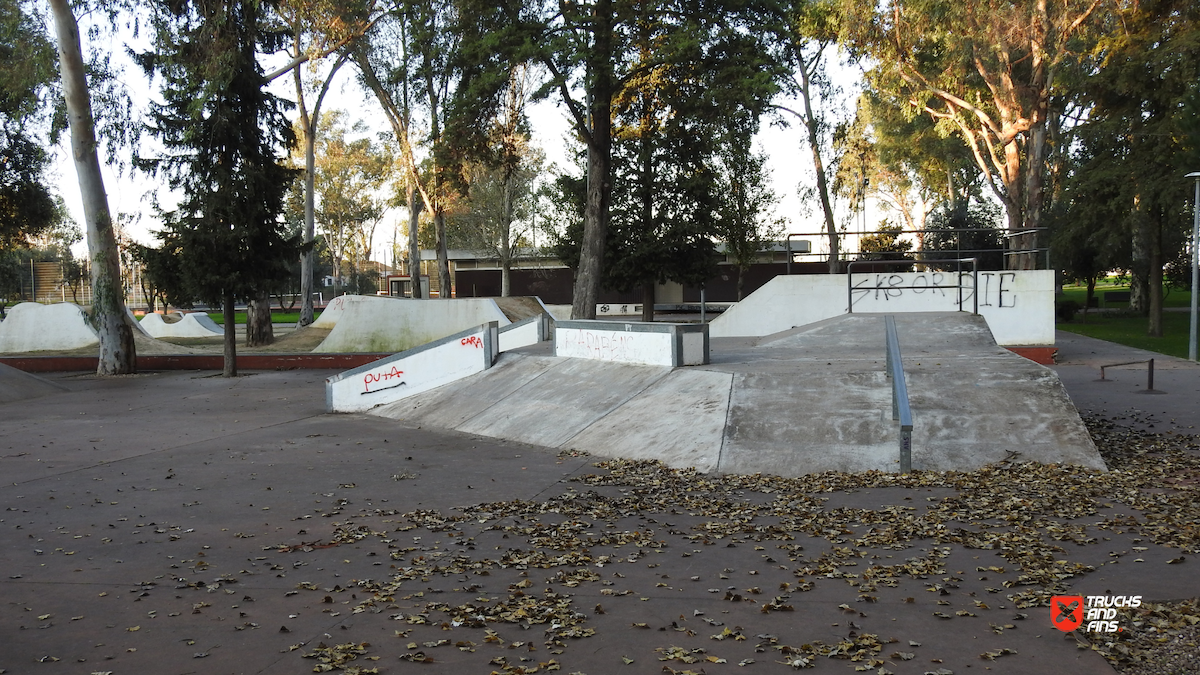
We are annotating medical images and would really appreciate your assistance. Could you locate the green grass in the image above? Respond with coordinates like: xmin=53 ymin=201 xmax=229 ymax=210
xmin=1059 ymin=281 xmax=1193 ymax=309
xmin=1057 ymin=309 xmax=1196 ymax=359
xmin=208 ymin=310 xmax=314 ymax=325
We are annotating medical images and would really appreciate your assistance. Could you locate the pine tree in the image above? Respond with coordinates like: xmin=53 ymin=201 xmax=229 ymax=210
xmin=137 ymin=0 xmax=300 ymax=376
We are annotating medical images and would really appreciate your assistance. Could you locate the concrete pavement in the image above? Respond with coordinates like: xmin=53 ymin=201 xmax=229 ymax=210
xmin=0 ymin=332 xmax=1196 ymax=674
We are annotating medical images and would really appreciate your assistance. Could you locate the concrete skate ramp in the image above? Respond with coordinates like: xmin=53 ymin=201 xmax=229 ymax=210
xmin=493 ymin=296 xmax=553 ymax=322
xmin=0 ymin=302 xmax=99 ymax=352
xmin=709 ymin=270 xmax=1056 ymax=346
xmin=311 ymin=294 xmax=354 ymax=329
xmin=314 ymin=295 xmax=511 ymax=353
xmin=139 ymin=312 xmax=223 ymax=338
xmin=370 ymin=312 xmax=1102 ymax=476
xmin=0 ymin=362 xmax=68 ymax=403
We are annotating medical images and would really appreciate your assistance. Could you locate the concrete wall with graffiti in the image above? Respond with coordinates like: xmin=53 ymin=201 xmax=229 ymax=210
xmin=555 ymin=320 xmax=710 ymax=366
xmin=709 ymin=270 xmax=1055 ymax=346
xmin=325 ymin=322 xmax=499 ymax=413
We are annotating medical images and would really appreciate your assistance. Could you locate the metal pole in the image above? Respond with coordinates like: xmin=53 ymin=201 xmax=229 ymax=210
xmin=1188 ymin=173 xmax=1200 ymax=362
xmin=973 ymin=261 xmax=979 ymax=315
xmin=1148 ymin=358 xmax=1155 ymax=391
xmin=700 ymin=287 xmax=706 ymax=324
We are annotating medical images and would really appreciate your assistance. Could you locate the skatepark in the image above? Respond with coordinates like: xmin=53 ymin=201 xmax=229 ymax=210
xmin=2 ymin=272 xmax=1199 ymax=673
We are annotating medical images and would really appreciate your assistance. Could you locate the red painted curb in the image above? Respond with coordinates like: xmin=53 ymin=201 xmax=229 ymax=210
xmin=1005 ymin=346 xmax=1058 ymax=365
xmin=0 ymin=353 xmax=390 ymax=373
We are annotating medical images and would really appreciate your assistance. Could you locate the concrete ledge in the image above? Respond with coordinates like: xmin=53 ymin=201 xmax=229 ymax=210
xmin=325 ymin=322 xmax=499 ymax=413
xmin=0 ymin=353 xmax=391 ymax=373
xmin=499 ymin=314 xmax=550 ymax=352
xmin=554 ymin=320 xmax=709 ymax=366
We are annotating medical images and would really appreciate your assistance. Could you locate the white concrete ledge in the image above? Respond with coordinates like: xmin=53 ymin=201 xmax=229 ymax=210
xmin=554 ymin=320 xmax=709 ymax=367
xmin=499 ymin=314 xmax=550 ymax=352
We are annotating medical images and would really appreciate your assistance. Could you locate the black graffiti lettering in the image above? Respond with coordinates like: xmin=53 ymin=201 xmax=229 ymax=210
xmin=978 ymin=272 xmax=993 ymax=307
xmin=999 ymin=272 xmax=1016 ymax=308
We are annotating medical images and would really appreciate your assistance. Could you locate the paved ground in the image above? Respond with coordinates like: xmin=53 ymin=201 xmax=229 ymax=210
xmin=0 ymin=331 xmax=1197 ymax=675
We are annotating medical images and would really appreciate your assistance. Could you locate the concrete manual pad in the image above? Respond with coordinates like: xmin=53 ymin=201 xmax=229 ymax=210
xmin=562 ymin=368 xmax=732 ymax=471
xmin=719 ymin=370 xmax=895 ymax=475
xmin=456 ymin=357 xmax=672 ymax=448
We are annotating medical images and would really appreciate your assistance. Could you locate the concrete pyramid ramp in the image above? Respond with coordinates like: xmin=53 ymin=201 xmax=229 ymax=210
xmin=139 ymin=312 xmax=223 ymax=338
xmin=313 ymin=295 xmax=511 ymax=353
xmin=369 ymin=312 xmax=1102 ymax=476
xmin=0 ymin=362 xmax=69 ymax=403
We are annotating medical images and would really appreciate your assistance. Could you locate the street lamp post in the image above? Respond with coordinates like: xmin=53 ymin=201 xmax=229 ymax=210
xmin=1188 ymin=172 xmax=1200 ymax=362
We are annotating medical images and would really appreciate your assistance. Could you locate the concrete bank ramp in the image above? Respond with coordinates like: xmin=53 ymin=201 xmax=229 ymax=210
xmin=370 ymin=312 xmax=1103 ymax=476
xmin=313 ymin=295 xmax=512 ymax=353
xmin=0 ymin=362 xmax=68 ymax=403
xmin=139 ymin=312 xmax=223 ymax=338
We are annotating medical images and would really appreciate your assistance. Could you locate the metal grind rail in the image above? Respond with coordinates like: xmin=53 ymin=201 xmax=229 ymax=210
xmin=1098 ymin=358 xmax=1164 ymax=394
xmin=847 ymin=257 xmax=979 ymax=315
xmin=885 ymin=315 xmax=914 ymax=473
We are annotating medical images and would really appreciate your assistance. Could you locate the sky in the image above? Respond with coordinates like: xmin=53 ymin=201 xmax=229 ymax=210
xmin=50 ymin=21 xmax=877 ymax=267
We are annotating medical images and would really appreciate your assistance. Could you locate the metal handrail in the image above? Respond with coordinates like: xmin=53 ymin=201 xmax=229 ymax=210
xmin=884 ymin=316 xmax=914 ymax=473
xmin=847 ymin=258 xmax=978 ymax=314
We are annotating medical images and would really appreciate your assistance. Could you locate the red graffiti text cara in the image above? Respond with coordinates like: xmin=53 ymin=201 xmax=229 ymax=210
xmin=363 ymin=365 xmax=405 ymax=393
xmin=461 ymin=336 xmax=483 ymax=349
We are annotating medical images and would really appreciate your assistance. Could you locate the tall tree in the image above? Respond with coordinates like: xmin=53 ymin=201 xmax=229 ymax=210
xmin=356 ymin=0 xmax=469 ymax=299
xmin=714 ymin=127 xmax=783 ymax=301
xmin=1063 ymin=0 xmax=1199 ymax=336
xmin=833 ymin=91 xmax=981 ymax=250
xmin=300 ymin=111 xmax=393 ymax=294
xmin=1 ymin=0 xmax=57 ymax=249
xmin=138 ymin=0 xmax=300 ymax=375
xmin=276 ymin=0 xmax=377 ymax=325
xmin=515 ymin=0 xmax=785 ymax=317
xmin=839 ymin=0 xmax=1106 ymax=269
xmin=48 ymin=0 xmax=136 ymax=374
xmin=776 ymin=0 xmax=842 ymax=272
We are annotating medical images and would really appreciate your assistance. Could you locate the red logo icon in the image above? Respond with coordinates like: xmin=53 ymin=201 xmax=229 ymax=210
xmin=1051 ymin=595 xmax=1084 ymax=632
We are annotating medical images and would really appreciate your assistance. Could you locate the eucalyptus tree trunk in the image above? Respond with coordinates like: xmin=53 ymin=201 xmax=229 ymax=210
xmin=222 ymin=292 xmax=238 ymax=377
xmin=571 ymin=0 xmax=615 ymax=320
xmin=501 ymin=168 xmax=514 ymax=297
xmin=49 ymin=0 xmax=136 ymax=375
xmin=407 ymin=180 xmax=423 ymax=298
xmin=246 ymin=290 xmax=274 ymax=346
xmin=292 ymin=52 xmax=347 ymax=326
xmin=795 ymin=49 xmax=838 ymax=274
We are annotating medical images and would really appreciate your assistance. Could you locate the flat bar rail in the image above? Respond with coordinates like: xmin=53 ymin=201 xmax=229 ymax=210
xmin=1099 ymin=358 xmax=1157 ymax=392
xmin=847 ymin=258 xmax=979 ymax=314
xmin=884 ymin=315 xmax=914 ymax=473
